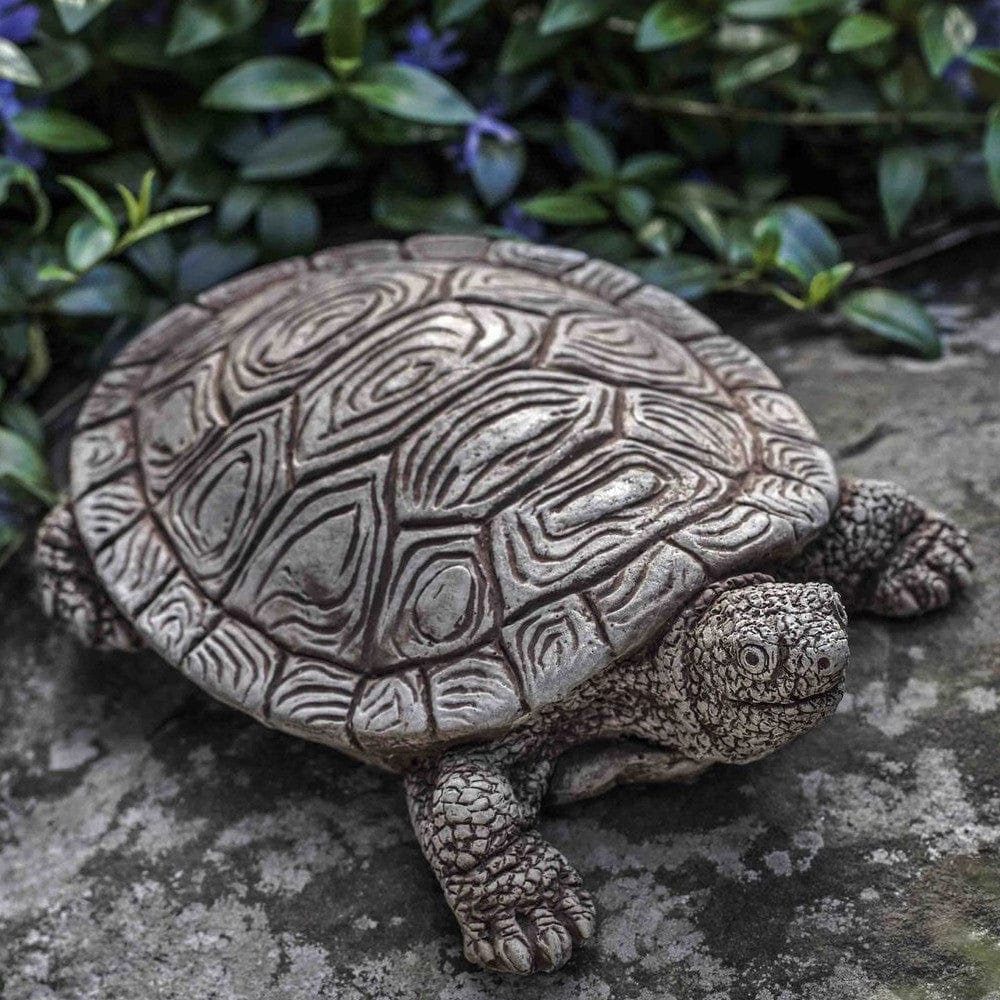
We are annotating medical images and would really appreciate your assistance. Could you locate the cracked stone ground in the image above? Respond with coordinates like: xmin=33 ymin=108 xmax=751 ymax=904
xmin=2 ymin=242 xmax=1000 ymax=1000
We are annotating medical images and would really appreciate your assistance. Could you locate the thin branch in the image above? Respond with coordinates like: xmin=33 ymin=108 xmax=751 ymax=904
xmin=40 ymin=381 xmax=91 ymax=429
xmin=615 ymin=92 xmax=988 ymax=130
xmin=853 ymin=218 xmax=1000 ymax=282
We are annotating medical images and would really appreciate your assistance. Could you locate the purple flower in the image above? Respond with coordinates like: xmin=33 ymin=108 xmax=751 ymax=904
xmin=396 ymin=18 xmax=466 ymax=75
xmin=0 ymin=0 xmax=39 ymax=43
xmin=0 ymin=80 xmax=43 ymax=168
xmin=946 ymin=0 xmax=1000 ymax=102
xmin=501 ymin=203 xmax=545 ymax=242
xmin=453 ymin=103 xmax=519 ymax=173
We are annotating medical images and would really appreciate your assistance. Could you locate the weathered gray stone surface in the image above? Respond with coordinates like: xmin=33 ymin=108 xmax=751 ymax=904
xmin=2 ymin=246 xmax=999 ymax=999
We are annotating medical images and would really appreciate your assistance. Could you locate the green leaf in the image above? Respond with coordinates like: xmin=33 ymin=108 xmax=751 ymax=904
xmin=0 ymin=158 xmax=50 ymax=233
xmin=126 ymin=232 xmax=176 ymax=290
xmin=637 ymin=216 xmax=683 ymax=255
xmin=136 ymin=95 xmax=211 ymax=168
xmin=616 ymin=186 xmax=654 ymax=229
xmin=37 ymin=264 xmax=77 ymax=283
xmin=499 ymin=21 xmax=568 ymax=74
xmin=828 ymin=13 xmax=896 ymax=53
xmin=52 ymin=0 xmax=116 ymax=33
xmin=757 ymin=205 xmax=842 ymax=283
xmin=717 ymin=43 xmax=801 ymax=92
xmin=0 ymin=39 xmax=41 ymax=87
xmin=878 ymin=148 xmax=928 ymax=239
xmin=21 ymin=321 xmax=49 ymax=393
xmin=0 ymin=400 xmax=44 ymax=450
xmin=985 ymin=105 xmax=1000 ymax=205
xmin=116 ymin=205 xmax=211 ymax=252
xmin=29 ymin=36 xmax=92 ymax=92
xmin=564 ymin=119 xmax=617 ymax=178
xmin=636 ymin=1 xmax=711 ymax=51
xmin=167 ymin=0 xmax=265 ymax=57
xmin=51 ymin=263 xmax=146 ymax=315
xmin=58 ymin=175 xmax=118 ymax=235
xmin=435 ymin=0 xmax=488 ymax=27
xmin=373 ymin=185 xmax=480 ymax=231
xmin=176 ymin=239 xmax=258 ymax=298
xmin=256 ymin=191 xmax=320 ymax=255
xmin=539 ymin=0 xmax=609 ymax=36
xmin=635 ymin=253 xmax=722 ymax=299
xmin=295 ymin=0 xmax=383 ymax=35
xmin=66 ymin=216 xmax=115 ymax=271
xmin=753 ymin=222 xmax=781 ymax=269
xmin=0 ymin=427 xmax=55 ymax=506
xmin=519 ymin=191 xmax=609 ymax=224
xmin=967 ymin=48 xmax=1000 ymax=75
xmin=917 ymin=3 xmax=976 ymax=78
xmin=838 ymin=288 xmax=941 ymax=358
xmin=10 ymin=109 xmax=111 ymax=153
xmin=619 ymin=152 xmax=682 ymax=182
xmin=350 ymin=63 xmax=476 ymax=125
xmin=326 ymin=0 xmax=364 ymax=78
xmin=725 ymin=0 xmax=840 ymax=18
xmin=217 ymin=182 xmax=265 ymax=235
xmin=202 ymin=57 xmax=337 ymax=112
xmin=470 ymin=137 xmax=525 ymax=207
xmin=240 ymin=117 xmax=350 ymax=180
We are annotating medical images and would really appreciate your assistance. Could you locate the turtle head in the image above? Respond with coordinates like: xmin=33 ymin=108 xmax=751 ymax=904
xmin=683 ymin=580 xmax=848 ymax=762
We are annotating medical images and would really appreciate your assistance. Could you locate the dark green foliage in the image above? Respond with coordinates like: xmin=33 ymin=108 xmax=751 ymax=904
xmin=1 ymin=0 xmax=998 ymax=560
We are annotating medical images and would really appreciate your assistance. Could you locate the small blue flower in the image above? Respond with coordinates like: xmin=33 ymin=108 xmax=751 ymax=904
xmin=501 ymin=203 xmax=545 ymax=243
xmin=0 ymin=80 xmax=43 ymax=168
xmin=0 ymin=0 xmax=39 ymax=44
xmin=396 ymin=18 xmax=466 ymax=75
xmin=453 ymin=103 xmax=519 ymax=173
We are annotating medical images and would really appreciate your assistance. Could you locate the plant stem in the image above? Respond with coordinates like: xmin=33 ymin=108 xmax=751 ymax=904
xmin=615 ymin=93 xmax=988 ymax=130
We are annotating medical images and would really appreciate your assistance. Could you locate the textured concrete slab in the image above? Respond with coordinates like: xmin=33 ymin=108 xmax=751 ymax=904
xmin=2 ymin=245 xmax=1000 ymax=999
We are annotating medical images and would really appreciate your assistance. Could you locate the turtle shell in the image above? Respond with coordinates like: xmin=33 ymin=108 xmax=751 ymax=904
xmin=70 ymin=235 xmax=838 ymax=765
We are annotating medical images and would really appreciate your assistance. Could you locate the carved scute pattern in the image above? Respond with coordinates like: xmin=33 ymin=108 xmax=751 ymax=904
xmin=112 ymin=303 xmax=212 ymax=368
xmin=310 ymin=239 xmax=401 ymax=271
xmin=743 ymin=474 xmax=833 ymax=541
xmin=74 ymin=471 xmax=145 ymax=548
xmin=685 ymin=333 xmax=782 ymax=390
xmin=267 ymin=656 xmax=360 ymax=747
xmin=373 ymin=527 xmax=495 ymax=666
xmin=735 ymin=387 xmax=818 ymax=442
xmin=560 ymin=258 xmax=642 ymax=301
xmin=485 ymin=240 xmax=587 ymax=276
xmin=446 ymin=263 xmax=610 ymax=315
xmin=196 ymin=257 xmax=308 ymax=310
xmin=404 ymin=234 xmax=489 ymax=260
xmin=138 ymin=349 xmax=227 ymax=501
xmin=542 ymin=311 xmax=729 ymax=405
xmin=135 ymin=573 xmax=219 ymax=662
xmin=490 ymin=441 xmax=730 ymax=615
xmin=501 ymin=595 xmax=610 ymax=709
xmin=293 ymin=301 xmax=541 ymax=475
xmin=622 ymin=389 xmax=751 ymax=477
xmin=93 ymin=517 xmax=175 ymax=616
xmin=759 ymin=431 xmax=837 ymax=494
xmin=588 ymin=541 xmax=706 ymax=654
xmin=619 ymin=284 xmax=719 ymax=341
xmin=221 ymin=265 xmax=452 ymax=418
xmin=182 ymin=618 xmax=279 ymax=716
xmin=353 ymin=671 xmax=431 ymax=752
xmin=160 ymin=405 xmax=290 ymax=597
xmin=225 ymin=459 xmax=389 ymax=665
xmin=427 ymin=648 xmax=523 ymax=738
xmin=77 ymin=365 xmax=149 ymax=429
xmin=70 ymin=416 xmax=135 ymax=501
xmin=396 ymin=369 xmax=614 ymax=521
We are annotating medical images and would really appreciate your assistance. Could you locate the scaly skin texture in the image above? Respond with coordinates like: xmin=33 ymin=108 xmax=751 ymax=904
xmin=34 ymin=500 xmax=141 ymax=652
xmin=404 ymin=478 xmax=975 ymax=975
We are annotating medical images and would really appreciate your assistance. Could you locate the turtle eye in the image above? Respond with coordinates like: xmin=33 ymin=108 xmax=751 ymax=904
xmin=739 ymin=643 xmax=771 ymax=675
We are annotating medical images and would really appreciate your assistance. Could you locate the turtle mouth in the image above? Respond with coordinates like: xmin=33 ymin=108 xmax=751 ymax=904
xmin=727 ymin=672 xmax=846 ymax=711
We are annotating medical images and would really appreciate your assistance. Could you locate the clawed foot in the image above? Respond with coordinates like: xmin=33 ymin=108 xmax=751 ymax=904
xmin=445 ymin=835 xmax=596 ymax=975
xmin=867 ymin=514 xmax=974 ymax=617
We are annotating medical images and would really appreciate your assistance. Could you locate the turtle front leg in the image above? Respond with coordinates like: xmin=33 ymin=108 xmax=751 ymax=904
xmin=781 ymin=478 xmax=974 ymax=617
xmin=405 ymin=748 xmax=596 ymax=975
xmin=35 ymin=498 xmax=142 ymax=651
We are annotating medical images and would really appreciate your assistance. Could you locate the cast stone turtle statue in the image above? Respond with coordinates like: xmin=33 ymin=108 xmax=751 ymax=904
xmin=35 ymin=235 xmax=974 ymax=975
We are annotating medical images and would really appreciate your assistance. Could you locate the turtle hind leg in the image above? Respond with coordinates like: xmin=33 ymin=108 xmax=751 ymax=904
xmin=781 ymin=478 xmax=974 ymax=618
xmin=35 ymin=498 xmax=142 ymax=651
